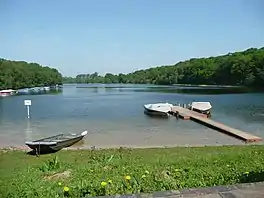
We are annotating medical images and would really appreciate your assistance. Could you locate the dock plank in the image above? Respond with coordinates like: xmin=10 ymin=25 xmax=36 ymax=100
xmin=171 ymin=107 xmax=190 ymax=119
xmin=171 ymin=106 xmax=262 ymax=143
xmin=172 ymin=106 xmax=208 ymax=118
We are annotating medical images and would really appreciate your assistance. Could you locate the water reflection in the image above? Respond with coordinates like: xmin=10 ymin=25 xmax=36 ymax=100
xmin=135 ymin=87 xmax=262 ymax=95
xmin=143 ymin=110 xmax=171 ymax=119
xmin=76 ymin=84 xmax=263 ymax=95
xmin=24 ymin=119 xmax=32 ymax=141
xmin=49 ymin=89 xmax=63 ymax=95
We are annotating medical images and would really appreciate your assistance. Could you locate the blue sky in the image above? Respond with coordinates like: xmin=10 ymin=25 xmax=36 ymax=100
xmin=1 ymin=0 xmax=263 ymax=77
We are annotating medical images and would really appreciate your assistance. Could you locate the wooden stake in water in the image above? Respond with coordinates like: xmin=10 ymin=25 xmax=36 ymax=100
xmin=24 ymin=99 xmax=32 ymax=119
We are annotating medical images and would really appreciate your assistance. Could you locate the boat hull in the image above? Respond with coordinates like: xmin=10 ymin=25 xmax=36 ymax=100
xmin=187 ymin=102 xmax=212 ymax=117
xmin=50 ymin=136 xmax=85 ymax=151
xmin=26 ymin=136 xmax=85 ymax=154
xmin=188 ymin=107 xmax=212 ymax=118
xmin=0 ymin=90 xmax=17 ymax=97
xmin=25 ymin=131 xmax=87 ymax=154
xmin=191 ymin=107 xmax=211 ymax=114
xmin=144 ymin=106 xmax=170 ymax=117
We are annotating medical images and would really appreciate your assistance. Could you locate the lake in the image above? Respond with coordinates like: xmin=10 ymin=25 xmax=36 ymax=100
xmin=0 ymin=84 xmax=263 ymax=148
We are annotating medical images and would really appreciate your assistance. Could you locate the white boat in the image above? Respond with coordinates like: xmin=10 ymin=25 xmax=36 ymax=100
xmin=17 ymin=88 xmax=30 ymax=95
xmin=144 ymin=103 xmax=173 ymax=117
xmin=0 ymin=89 xmax=17 ymax=97
xmin=43 ymin=86 xmax=50 ymax=91
xmin=188 ymin=102 xmax=212 ymax=115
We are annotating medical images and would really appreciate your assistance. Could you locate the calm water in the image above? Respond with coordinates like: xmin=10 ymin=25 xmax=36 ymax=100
xmin=0 ymin=84 xmax=263 ymax=148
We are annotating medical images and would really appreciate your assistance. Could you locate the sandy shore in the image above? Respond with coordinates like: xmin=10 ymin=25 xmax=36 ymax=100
xmin=2 ymin=141 xmax=262 ymax=153
xmin=1 ymin=127 xmax=262 ymax=152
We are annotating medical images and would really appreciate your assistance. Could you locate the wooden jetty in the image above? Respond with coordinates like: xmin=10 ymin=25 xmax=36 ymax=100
xmin=170 ymin=106 xmax=262 ymax=143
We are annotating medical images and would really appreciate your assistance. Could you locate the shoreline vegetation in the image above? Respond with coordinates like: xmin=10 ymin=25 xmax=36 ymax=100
xmin=63 ymin=47 xmax=264 ymax=88
xmin=1 ymin=47 xmax=263 ymax=90
xmin=0 ymin=58 xmax=63 ymax=90
xmin=1 ymin=145 xmax=264 ymax=197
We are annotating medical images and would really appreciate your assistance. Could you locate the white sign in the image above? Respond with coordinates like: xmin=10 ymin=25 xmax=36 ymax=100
xmin=24 ymin=100 xmax=32 ymax=106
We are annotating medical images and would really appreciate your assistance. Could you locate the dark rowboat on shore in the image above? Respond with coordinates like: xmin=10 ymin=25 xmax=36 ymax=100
xmin=25 ymin=130 xmax=88 ymax=154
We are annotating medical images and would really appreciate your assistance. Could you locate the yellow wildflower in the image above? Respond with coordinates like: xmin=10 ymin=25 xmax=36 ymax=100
xmin=125 ymin=175 xmax=131 ymax=180
xmin=58 ymin=182 xmax=62 ymax=186
xmin=141 ymin=174 xmax=146 ymax=179
xmin=63 ymin=186 xmax=70 ymax=192
xmin=108 ymin=179 xmax=112 ymax=184
xmin=145 ymin=170 xmax=149 ymax=174
xmin=175 ymin=169 xmax=180 ymax=172
xmin=101 ymin=181 xmax=107 ymax=187
xmin=244 ymin=171 xmax=249 ymax=175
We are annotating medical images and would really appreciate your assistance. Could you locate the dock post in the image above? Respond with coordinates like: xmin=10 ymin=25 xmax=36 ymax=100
xmin=175 ymin=111 xmax=179 ymax=120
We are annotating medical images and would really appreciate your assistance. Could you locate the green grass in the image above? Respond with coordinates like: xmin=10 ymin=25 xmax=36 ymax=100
xmin=1 ymin=145 xmax=264 ymax=197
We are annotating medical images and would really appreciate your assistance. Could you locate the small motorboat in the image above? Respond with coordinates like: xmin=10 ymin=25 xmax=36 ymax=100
xmin=144 ymin=103 xmax=173 ymax=117
xmin=0 ymin=89 xmax=17 ymax=97
xmin=17 ymin=88 xmax=30 ymax=95
xmin=25 ymin=130 xmax=88 ymax=154
xmin=43 ymin=86 xmax=51 ymax=91
xmin=188 ymin=102 xmax=212 ymax=115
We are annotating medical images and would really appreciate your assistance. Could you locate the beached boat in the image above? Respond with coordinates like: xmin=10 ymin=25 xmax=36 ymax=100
xmin=188 ymin=102 xmax=212 ymax=115
xmin=144 ymin=103 xmax=173 ymax=117
xmin=0 ymin=89 xmax=17 ymax=97
xmin=25 ymin=130 xmax=88 ymax=154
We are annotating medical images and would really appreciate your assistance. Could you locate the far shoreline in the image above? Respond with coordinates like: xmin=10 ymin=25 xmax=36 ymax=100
xmin=171 ymin=83 xmax=244 ymax=88
xmin=66 ymin=82 xmax=245 ymax=88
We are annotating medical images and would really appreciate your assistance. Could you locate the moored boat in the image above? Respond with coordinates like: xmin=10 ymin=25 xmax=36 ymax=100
xmin=51 ymin=84 xmax=63 ymax=90
xmin=188 ymin=102 xmax=212 ymax=115
xmin=25 ymin=130 xmax=88 ymax=154
xmin=17 ymin=88 xmax=30 ymax=95
xmin=0 ymin=89 xmax=17 ymax=97
xmin=144 ymin=103 xmax=173 ymax=117
xmin=29 ymin=87 xmax=39 ymax=93
xmin=43 ymin=86 xmax=50 ymax=91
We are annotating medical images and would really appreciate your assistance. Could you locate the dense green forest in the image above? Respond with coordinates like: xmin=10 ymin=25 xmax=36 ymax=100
xmin=63 ymin=47 xmax=264 ymax=87
xmin=0 ymin=59 xmax=63 ymax=90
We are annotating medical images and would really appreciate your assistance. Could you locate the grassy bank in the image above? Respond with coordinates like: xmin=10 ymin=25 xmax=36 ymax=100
xmin=1 ymin=146 xmax=264 ymax=197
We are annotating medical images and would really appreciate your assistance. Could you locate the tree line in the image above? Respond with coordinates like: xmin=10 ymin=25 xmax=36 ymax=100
xmin=0 ymin=59 xmax=63 ymax=90
xmin=63 ymin=47 xmax=264 ymax=87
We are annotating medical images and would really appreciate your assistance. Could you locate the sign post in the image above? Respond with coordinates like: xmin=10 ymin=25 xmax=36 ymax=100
xmin=24 ymin=100 xmax=32 ymax=119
